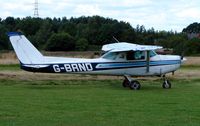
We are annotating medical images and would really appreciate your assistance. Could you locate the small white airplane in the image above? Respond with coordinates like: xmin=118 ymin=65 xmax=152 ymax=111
xmin=8 ymin=32 xmax=185 ymax=90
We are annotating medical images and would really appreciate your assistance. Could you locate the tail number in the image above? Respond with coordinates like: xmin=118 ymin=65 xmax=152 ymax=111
xmin=53 ymin=63 xmax=93 ymax=73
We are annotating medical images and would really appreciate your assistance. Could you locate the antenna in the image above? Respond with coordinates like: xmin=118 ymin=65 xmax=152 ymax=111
xmin=113 ymin=36 xmax=120 ymax=43
xmin=33 ymin=0 xmax=39 ymax=17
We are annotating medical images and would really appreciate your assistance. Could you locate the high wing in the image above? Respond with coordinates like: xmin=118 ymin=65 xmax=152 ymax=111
xmin=102 ymin=42 xmax=163 ymax=73
xmin=102 ymin=42 xmax=163 ymax=52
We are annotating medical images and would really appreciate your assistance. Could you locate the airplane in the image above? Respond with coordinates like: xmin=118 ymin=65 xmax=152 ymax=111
xmin=7 ymin=32 xmax=185 ymax=90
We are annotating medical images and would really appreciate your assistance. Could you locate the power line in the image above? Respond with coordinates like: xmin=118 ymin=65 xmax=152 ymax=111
xmin=33 ymin=0 xmax=39 ymax=17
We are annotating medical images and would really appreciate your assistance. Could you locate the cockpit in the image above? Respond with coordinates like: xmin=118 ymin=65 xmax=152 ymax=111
xmin=101 ymin=50 xmax=157 ymax=61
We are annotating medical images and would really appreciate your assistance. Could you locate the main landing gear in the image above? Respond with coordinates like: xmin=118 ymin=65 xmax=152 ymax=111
xmin=123 ymin=75 xmax=141 ymax=90
xmin=123 ymin=75 xmax=171 ymax=90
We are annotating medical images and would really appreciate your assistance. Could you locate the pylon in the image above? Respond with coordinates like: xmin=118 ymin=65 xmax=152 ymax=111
xmin=34 ymin=0 xmax=39 ymax=17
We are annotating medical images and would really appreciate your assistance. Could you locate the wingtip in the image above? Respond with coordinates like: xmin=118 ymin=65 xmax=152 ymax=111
xmin=7 ymin=32 xmax=23 ymax=37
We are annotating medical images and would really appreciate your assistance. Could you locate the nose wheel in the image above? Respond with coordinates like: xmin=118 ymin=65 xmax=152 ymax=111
xmin=162 ymin=75 xmax=171 ymax=89
xmin=162 ymin=80 xmax=171 ymax=89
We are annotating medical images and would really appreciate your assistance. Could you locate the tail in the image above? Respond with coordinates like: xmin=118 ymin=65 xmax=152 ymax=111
xmin=7 ymin=32 xmax=44 ymax=64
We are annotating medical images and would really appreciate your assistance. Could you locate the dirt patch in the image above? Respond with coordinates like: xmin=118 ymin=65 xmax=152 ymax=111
xmin=0 ymin=52 xmax=18 ymax=64
xmin=174 ymin=69 xmax=200 ymax=79
xmin=184 ymin=57 xmax=200 ymax=66
xmin=0 ymin=52 xmax=200 ymax=81
xmin=1 ymin=52 xmax=200 ymax=66
xmin=0 ymin=51 xmax=100 ymax=64
xmin=0 ymin=68 xmax=199 ymax=81
xmin=0 ymin=70 xmax=123 ymax=81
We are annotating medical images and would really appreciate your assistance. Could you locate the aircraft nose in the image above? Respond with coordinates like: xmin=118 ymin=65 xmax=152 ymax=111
xmin=181 ymin=57 xmax=187 ymax=64
xmin=178 ymin=55 xmax=186 ymax=64
xmin=178 ymin=56 xmax=182 ymax=64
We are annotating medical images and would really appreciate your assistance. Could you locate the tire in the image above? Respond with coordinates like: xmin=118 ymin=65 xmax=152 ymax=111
xmin=130 ymin=80 xmax=141 ymax=90
xmin=162 ymin=80 xmax=171 ymax=89
xmin=122 ymin=80 xmax=130 ymax=87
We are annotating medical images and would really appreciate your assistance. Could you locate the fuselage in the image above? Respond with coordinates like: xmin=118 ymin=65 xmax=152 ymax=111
xmin=21 ymin=53 xmax=181 ymax=76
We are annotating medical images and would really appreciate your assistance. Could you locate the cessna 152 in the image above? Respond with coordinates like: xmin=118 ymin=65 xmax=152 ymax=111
xmin=8 ymin=32 xmax=184 ymax=90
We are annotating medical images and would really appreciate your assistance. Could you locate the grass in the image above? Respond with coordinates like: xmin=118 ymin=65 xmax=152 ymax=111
xmin=0 ymin=64 xmax=20 ymax=71
xmin=0 ymin=62 xmax=200 ymax=126
xmin=181 ymin=65 xmax=200 ymax=70
xmin=0 ymin=79 xmax=200 ymax=126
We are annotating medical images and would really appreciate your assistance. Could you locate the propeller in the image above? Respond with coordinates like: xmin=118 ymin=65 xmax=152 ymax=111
xmin=180 ymin=50 xmax=187 ymax=63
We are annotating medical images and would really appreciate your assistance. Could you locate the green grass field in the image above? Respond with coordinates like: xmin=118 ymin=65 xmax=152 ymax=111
xmin=0 ymin=65 xmax=200 ymax=126
xmin=0 ymin=64 xmax=20 ymax=71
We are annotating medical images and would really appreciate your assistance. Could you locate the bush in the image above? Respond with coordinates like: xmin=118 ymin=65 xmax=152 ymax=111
xmin=185 ymin=38 xmax=200 ymax=55
xmin=75 ymin=38 xmax=89 ymax=51
xmin=45 ymin=33 xmax=75 ymax=51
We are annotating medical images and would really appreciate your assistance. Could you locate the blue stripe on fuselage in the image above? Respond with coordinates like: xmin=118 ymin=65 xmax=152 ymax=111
xmin=95 ymin=60 xmax=181 ymax=69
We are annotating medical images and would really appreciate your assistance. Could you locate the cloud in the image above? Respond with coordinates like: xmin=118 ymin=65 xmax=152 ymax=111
xmin=0 ymin=0 xmax=200 ymax=32
xmin=74 ymin=4 xmax=101 ymax=16
xmin=97 ymin=0 xmax=152 ymax=7
xmin=175 ymin=7 xmax=200 ymax=19
xmin=1 ymin=1 xmax=31 ymax=11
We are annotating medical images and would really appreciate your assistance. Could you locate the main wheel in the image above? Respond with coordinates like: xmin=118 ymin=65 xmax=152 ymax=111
xmin=162 ymin=80 xmax=171 ymax=89
xmin=130 ymin=80 xmax=141 ymax=90
xmin=122 ymin=79 xmax=130 ymax=87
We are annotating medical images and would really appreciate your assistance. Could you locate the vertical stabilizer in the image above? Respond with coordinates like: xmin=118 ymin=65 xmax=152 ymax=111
xmin=8 ymin=32 xmax=44 ymax=64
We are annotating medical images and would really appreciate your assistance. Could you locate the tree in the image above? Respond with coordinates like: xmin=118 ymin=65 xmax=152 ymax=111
xmin=34 ymin=20 xmax=53 ymax=49
xmin=45 ymin=33 xmax=75 ymax=51
xmin=185 ymin=38 xmax=200 ymax=55
xmin=157 ymin=34 xmax=187 ymax=55
xmin=75 ymin=38 xmax=89 ymax=51
xmin=183 ymin=22 xmax=200 ymax=33
xmin=121 ymin=29 xmax=136 ymax=43
xmin=15 ymin=17 xmax=42 ymax=35
xmin=0 ymin=24 xmax=9 ymax=50
xmin=59 ymin=22 xmax=76 ymax=36
xmin=1 ymin=16 xmax=199 ymax=55
xmin=3 ymin=17 xmax=16 ymax=31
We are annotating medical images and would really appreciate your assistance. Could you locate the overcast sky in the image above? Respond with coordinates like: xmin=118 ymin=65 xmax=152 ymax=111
xmin=1 ymin=0 xmax=200 ymax=32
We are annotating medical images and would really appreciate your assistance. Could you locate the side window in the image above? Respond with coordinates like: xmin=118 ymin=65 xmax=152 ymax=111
xmin=126 ymin=51 xmax=145 ymax=60
xmin=115 ymin=53 xmax=126 ymax=61
xmin=134 ymin=51 xmax=145 ymax=60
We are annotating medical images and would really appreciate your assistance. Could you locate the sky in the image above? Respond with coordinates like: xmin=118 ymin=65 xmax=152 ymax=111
xmin=0 ymin=0 xmax=200 ymax=32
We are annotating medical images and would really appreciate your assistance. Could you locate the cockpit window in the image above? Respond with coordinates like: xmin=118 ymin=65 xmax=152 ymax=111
xmin=102 ymin=52 xmax=119 ymax=60
xmin=150 ymin=50 xmax=157 ymax=57
xmin=102 ymin=50 xmax=156 ymax=60
xmin=127 ymin=51 xmax=145 ymax=60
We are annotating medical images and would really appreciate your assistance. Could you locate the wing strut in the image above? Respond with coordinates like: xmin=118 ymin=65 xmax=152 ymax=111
xmin=146 ymin=50 xmax=150 ymax=73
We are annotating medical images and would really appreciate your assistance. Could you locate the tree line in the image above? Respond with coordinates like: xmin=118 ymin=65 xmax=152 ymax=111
xmin=0 ymin=16 xmax=200 ymax=55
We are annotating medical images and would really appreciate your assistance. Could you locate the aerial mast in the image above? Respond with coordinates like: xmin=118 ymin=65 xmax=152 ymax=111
xmin=33 ymin=0 xmax=39 ymax=17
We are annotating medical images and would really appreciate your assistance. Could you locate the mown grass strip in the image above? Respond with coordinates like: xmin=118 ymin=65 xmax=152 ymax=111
xmin=181 ymin=65 xmax=200 ymax=70
xmin=0 ymin=64 xmax=20 ymax=71
xmin=0 ymin=79 xmax=199 ymax=126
